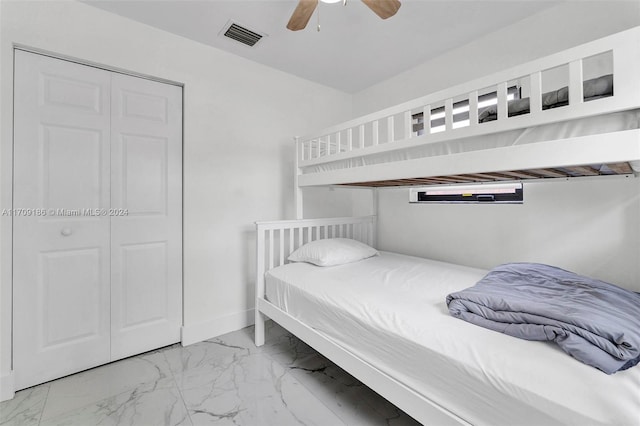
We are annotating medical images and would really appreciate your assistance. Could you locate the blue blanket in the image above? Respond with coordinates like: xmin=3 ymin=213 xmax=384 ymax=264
xmin=446 ymin=263 xmax=640 ymax=374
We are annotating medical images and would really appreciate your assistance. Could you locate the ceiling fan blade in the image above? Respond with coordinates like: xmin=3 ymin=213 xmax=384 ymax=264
xmin=361 ymin=0 xmax=401 ymax=19
xmin=287 ymin=0 xmax=319 ymax=31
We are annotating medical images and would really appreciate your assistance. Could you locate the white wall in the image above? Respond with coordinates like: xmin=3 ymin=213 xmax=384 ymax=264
xmin=0 ymin=0 xmax=352 ymax=398
xmin=377 ymin=177 xmax=640 ymax=291
xmin=352 ymin=1 xmax=640 ymax=116
xmin=302 ymin=187 xmax=375 ymax=218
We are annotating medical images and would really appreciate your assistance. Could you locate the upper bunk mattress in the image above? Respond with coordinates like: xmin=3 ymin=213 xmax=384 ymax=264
xmin=303 ymin=110 xmax=640 ymax=174
xmin=265 ymin=252 xmax=640 ymax=426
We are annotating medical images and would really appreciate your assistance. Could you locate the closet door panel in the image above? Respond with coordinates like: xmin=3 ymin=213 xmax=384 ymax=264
xmin=110 ymin=74 xmax=182 ymax=360
xmin=120 ymin=242 xmax=169 ymax=327
xmin=120 ymin=133 xmax=167 ymax=214
xmin=13 ymin=51 xmax=111 ymax=390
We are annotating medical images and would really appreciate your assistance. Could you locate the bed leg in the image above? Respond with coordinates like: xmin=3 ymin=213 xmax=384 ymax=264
xmin=255 ymin=310 xmax=266 ymax=346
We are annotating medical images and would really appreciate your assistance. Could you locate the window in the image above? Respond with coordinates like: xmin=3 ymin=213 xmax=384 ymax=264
xmin=409 ymin=182 xmax=523 ymax=204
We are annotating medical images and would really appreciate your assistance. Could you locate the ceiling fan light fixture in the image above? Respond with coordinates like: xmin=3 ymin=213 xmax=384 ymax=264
xmin=287 ymin=0 xmax=400 ymax=31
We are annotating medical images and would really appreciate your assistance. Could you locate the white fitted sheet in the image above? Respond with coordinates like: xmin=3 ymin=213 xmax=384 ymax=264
xmin=265 ymin=252 xmax=640 ymax=425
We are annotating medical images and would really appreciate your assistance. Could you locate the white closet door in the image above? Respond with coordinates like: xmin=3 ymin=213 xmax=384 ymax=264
xmin=13 ymin=51 xmax=112 ymax=390
xmin=109 ymin=73 xmax=182 ymax=360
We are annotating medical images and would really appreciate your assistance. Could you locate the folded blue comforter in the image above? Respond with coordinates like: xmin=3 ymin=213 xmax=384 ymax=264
xmin=446 ymin=263 xmax=640 ymax=374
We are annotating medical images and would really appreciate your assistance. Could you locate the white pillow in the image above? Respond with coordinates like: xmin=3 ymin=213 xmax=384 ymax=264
xmin=288 ymin=238 xmax=378 ymax=267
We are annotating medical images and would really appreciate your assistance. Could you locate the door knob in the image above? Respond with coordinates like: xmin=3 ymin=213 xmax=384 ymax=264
xmin=61 ymin=227 xmax=72 ymax=237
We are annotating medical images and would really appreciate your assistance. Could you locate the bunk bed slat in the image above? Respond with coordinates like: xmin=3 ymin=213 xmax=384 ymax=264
xmin=289 ymin=229 xmax=295 ymax=255
xmin=607 ymin=163 xmax=633 ymax=174
xmin=336 ymin=161 xmax=635 ymax=187
xmin=564 ymin=166 xmax=600 ymax=176
xmin=468 ymin=91 xmax=479 ymax=127
xmin=449 ymin=174 xmax=493 ymax=182
xmin=528 ymin=169 xmax=571 ymax=178
xmin=499 ymin=170 xmax=544 ymax=180
xmin=497 ymin=82 xmax=508 ymax=120
xmin=569 ymin=60 xmax=584 ymax=106
xmin=445 ymin=99 xmax=454 ymax=131
xmin=444 ymin=98 xmax=453 ymax=131
xmin=279 ymin=229 xmax=285 ymax=266
xmin=404 ymin=111 xmax=412 ymax=139
xmin=465 ymin=173 xmax=514 ymax=181
xmin=423 ymin=105 xmax=431 ymax=135
xmin=372 ymin=120 xmax=379 ymax=146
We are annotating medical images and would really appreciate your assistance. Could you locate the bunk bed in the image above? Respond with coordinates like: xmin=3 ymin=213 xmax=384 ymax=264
xmin=255 ymin=27 xmax=640 ymax=425
xmin=294 ymin=27 xmax=640 ymax=190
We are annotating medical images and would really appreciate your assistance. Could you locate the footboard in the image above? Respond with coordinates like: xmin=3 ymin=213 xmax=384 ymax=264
xmin=254 ymin=215 xmax=376 ymax=345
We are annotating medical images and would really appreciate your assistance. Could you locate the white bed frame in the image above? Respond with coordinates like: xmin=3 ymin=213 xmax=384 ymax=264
xmin=295 ymin=26 xmax=640 ymax=191
xmin=255 ymin=27 xmax=640 ymax=425
xmin=255 ymin=215 xmax=471 ymax=425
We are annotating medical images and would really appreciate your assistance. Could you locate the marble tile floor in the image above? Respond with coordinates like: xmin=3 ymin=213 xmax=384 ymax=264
xmin=1 ymin=322 xmax=421 ymax=426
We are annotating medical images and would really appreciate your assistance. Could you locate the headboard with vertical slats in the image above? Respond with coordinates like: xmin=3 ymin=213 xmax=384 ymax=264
xmin=254 ymin=216 xmax=376 ymax=304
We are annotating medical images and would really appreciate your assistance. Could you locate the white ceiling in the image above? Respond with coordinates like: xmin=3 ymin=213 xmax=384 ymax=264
xmin=85 ymin=0 xmax=559 ymax=93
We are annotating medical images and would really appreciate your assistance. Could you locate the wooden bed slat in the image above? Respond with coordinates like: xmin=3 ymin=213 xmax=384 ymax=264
xmin=465 ymin=172 xmax=515 ymax=181
xmin=498 ymin=170 xmax=546 ymax=179
xmin=338 ymin=162 xmax=635 ymax=187
xmin=450 ymin=174 xmax=494 ymax=182
xmin=527 ymin=169 xmax=571 ymax=178
xmin=564 ymin=166 xmax=600 ymax=176
xmin=606 ymin=162 xmax=633 ymax=174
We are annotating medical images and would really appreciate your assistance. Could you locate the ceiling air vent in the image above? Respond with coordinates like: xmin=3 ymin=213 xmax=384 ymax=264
xmin=222 ymin=22 xmax=264 ymax=47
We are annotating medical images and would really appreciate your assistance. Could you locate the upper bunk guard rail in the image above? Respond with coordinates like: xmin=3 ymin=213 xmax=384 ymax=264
xmin=296 ymin=27 xmax=640 ymax=169
xmin=299 ymin=129 xmax=640 ymax=187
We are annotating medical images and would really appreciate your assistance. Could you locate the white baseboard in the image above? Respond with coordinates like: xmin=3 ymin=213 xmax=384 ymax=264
xmin=0 ymin=371 xmax=14 ymax=402
xmin=181 ymin=309 xmax=255 ymax=346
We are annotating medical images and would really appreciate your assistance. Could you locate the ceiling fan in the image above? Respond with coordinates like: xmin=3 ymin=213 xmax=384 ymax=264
xmin=287 ymin=0 xmax=401 ymax=31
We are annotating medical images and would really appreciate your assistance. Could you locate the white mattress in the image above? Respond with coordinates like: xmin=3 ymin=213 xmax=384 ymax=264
xmin=265 ymin=252 xmax=640 ymax=425
xmin=303 ymin=110 xmax=640 ymax=174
